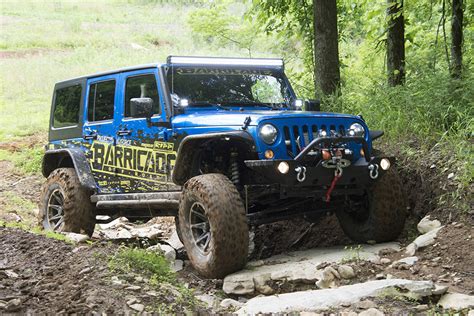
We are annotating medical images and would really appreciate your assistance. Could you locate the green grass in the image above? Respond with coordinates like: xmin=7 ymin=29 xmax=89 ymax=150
xmin=0 ymin=147 xmax=43 ymax=174
xmin=0 ymin=220 xmax=74 ymax=243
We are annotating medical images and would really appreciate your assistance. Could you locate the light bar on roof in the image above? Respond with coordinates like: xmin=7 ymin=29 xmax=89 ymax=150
xmin=167 ymin=56 xmax=284 ymax=67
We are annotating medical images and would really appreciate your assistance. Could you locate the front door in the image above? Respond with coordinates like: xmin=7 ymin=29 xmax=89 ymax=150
xmin=83 ymin=75 xmax=121 ymax=193
xmin=113 ymin=69 xmax=177 ymax=193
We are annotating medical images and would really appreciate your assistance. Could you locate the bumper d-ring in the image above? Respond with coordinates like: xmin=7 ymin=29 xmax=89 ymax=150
xmin=295 ymin=166 xmax=307 ymax=182
xmin=368 ymin=164 xmax=379 ymax=179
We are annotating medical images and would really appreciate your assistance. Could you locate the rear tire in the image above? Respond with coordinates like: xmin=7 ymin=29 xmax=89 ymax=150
xmin=336 ymin=168 xmax=406 ymax=243
xmin=178 ymin=173 xmax=248 ymax=278
xmin=38 ymin=168 xmax=96 ymax=236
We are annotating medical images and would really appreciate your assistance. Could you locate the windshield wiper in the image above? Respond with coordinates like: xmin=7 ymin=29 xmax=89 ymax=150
xmin=189 ymin=101 xmax=230 ymax=111
xmin=221 ymin=101 xmax=277 ymax=110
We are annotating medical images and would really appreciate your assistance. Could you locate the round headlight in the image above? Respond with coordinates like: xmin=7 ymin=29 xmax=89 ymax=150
xmin=259 ymin=124 xmax=278 ymax=144
xmin=349 ymin=123 xmax=365 ymax=137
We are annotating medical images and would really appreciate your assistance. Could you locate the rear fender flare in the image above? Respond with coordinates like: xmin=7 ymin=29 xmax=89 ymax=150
xmin=42 ymin=148 xmax=96 ymax=191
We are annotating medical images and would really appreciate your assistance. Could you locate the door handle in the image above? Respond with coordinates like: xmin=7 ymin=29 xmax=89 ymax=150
xmin=117 ymin=129 xmax=132 ymax=136
xmin=83 ymin=131 xmax=97 ymax=140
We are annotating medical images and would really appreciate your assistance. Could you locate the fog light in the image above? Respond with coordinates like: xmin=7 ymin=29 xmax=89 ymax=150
xmin=380 ymin=158 xmax=391 ymax=170
xmin=264 ymin=150 xmax=274 ymax=159
xmin=277 ymin=161 xmax=290 ymax=174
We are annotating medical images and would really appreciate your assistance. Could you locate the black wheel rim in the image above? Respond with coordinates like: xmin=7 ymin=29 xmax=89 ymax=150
xmin=189 ymin=202 xmax=211 ymax=254
xmin=47 ymin=189 xmax=65 ymax=231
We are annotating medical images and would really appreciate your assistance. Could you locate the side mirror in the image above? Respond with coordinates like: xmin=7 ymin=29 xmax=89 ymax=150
xmin=130 ymin=97 xmax=153 ymax=118
xmin=305 ymin=99 xmax=321 ymax=112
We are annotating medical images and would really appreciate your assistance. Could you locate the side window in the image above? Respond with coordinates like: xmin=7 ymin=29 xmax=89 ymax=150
xmin=53 ymin=85 xmax=82 ymax=128
xmin=124 ymin=74 xmax=160 ymax=117
xmin=87 ymin=80 xmax=116 ymax=122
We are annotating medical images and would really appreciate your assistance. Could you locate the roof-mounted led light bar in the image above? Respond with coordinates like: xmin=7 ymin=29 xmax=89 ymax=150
xmin=167 ymin=56 xmax=284 ymax=68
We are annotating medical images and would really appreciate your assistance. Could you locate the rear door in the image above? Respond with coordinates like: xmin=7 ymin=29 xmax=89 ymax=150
xmin=83 ymin=75 xmax=120 ymax=193
xmin=113 ymin=68 xmax=177 ymax=193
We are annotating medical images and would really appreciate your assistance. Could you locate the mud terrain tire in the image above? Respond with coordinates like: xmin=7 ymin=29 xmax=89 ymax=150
xmin=178 ymin=173 xmax=248 ymax=278
xmin=38 ymin=168 xmax=96 ymax=236
xmin=336 ymin=168 xmax=406 ymax=243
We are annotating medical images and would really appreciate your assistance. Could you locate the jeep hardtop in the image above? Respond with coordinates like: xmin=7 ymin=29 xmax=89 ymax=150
xmin=40 ymin=56 xmax=406 ymax=278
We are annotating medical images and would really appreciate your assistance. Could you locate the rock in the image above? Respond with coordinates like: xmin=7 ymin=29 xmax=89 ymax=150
xmin=247 ymin=260 xmax=265 ymax=268
xmin=196 ymin=294 xmax=218 ymax=308
xmin=148 ymin=244 xmax=176 ymax=262
xmin=375 ymin=273 xmax=385 ymax=280
xmin=380 ymin=258 xmax=391 ymax=265
xmin=126 ymin=298 xmax=138 ymax=305
xmin=236 ymin=279 xmax=432 ymax=314
xmin=408 ymin=226 xmax=444 ymax=252
xmin=432 ymin=284 xmax=448 ymax=295
xmin=5 ymin=298 xmax=21 ymax=312
xmin=405 ymin=243 xmax=417 ymax=256
xmin=63 ymin=232 xmax=89 ymax=243
xmin=399 ymin=280 xmax=434 ymax=298
xmin=338 ymin=265 xmax=356 ymax=279
xmin=254 ymin=273 xmax=274 ymax=295
xmin=165 ymin=229 xmax=184 ymax=250
xmin=3 ymin=270 xmax=19 ymax=278
xmin=417 ymin=216 xmax=442 ymax=234
xmin=340 ymin=312 xmax=358 ymax=316
xmin=223 ymin=242 xmax=400 ymax=295
xmin=358 ymin=308 xmax=384 ymax=316
xmin=79 ymin=267 xmax=92 ymax=275
xmin=355 ymin=299 xmax=377 ymax=309
xmin=129 ymin=303 xmax=145 ymax=312
xmin=220 ymin=298 xmax=243 ymax=309
xmin=394 ymin=256 xmax=418 ymax=266
xmin=447 ymin=172 xmax=454 ymax=180
xmin=223 ymin=277 xmax=255 ymax=295
xmin=172 ymin=259 xmax=184 ymax=272
xmin=125 ymin=285 xmax=141 ymax=291
xmin=438 ymin=293 xmax=474 ymax=310
xmin=316 ymin=266 xmax=340 ymax=289
xmin=415 ymin=304 xmax=429 ymax=311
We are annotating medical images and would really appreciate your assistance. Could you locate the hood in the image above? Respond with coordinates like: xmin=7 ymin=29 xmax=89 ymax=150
xmin=171 ymin=109 xmax=361 ymax=128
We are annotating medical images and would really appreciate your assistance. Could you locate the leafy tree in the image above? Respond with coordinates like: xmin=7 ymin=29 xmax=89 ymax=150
xmin=451 ymin=0 xmax=464 ymax=78
xmin=386 ymin=0 xmax=405 ymax=86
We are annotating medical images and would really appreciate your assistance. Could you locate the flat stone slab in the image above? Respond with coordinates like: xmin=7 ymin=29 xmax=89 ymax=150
xmin=438 ymin=292 xmax=474 ymax=310
xmin=236 ymin=279 xmax=433 ymax=314
xmin=223 ymin=242 xmax=400 ymax=295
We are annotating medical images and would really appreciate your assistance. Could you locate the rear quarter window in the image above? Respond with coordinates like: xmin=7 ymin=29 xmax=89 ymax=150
xmin=52 ymin=85 xmax=82 ymax=128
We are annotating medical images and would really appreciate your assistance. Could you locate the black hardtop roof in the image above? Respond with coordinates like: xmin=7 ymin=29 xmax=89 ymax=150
xmin=56 ymin=63 xmax=162 ymax=86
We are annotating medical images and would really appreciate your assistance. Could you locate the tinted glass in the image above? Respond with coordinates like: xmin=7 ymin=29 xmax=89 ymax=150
xmin=167 ymin=67 xmax=291 ymax=107
xmin=53 ymin=85 xmax=82 ymax=128
xmin=124 ymin=74 xmax=160 ymax=117
xmin=88 ymin=80 xmax=115 ymax=121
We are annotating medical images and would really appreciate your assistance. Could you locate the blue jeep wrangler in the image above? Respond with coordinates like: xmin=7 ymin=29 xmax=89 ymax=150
xmin=39 ymin=56 xmax=405 ymax=278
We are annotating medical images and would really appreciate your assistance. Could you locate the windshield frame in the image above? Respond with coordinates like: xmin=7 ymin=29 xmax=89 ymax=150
xmin=164 ymin=64 xmax=297 ymax=114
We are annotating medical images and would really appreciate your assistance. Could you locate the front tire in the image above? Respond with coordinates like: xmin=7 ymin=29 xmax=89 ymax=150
xmin=178 ymin=173 xmax=248 ymax=278
xmin=38 ymin=168 xmax=96 ymax=236
xmin=336 ymin=168 xmax=406 ymax=243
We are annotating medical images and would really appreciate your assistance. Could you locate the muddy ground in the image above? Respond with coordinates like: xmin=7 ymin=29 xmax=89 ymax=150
xmin=0 ymin=137 xmax=473 ymax=314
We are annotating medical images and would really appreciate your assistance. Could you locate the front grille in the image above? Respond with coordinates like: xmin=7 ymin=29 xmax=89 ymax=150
xmin=282 ymin=123 xmax=347 ymax=157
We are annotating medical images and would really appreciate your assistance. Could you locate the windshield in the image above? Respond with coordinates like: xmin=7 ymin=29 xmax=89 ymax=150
xmin=166 ymin=66 xmax=293 ymax=108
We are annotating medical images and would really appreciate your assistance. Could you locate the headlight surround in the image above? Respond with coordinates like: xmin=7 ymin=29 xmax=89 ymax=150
xmin=349 ymin=123 xmax=365 ymax=137
xmin=259 ymin=124 xmax=278 ymax=145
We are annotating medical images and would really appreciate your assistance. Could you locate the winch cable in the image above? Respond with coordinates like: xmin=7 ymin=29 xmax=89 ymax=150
xmin=325 ymin=166 xmax=343 ymax=202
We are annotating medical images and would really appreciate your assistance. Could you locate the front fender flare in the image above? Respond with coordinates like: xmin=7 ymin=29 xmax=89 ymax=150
xmin=42 ymin=148 xmax=96 ymax=191
xmin=172 ymin=131 xmax=255 ymax=185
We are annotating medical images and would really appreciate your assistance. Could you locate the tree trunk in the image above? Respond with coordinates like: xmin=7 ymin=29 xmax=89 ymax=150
xmin=451 ymin=0 xmax=463 ymax=78
xmin=313 ymin=0 xmax=340 ymax=96
xmin=386 ymin=0 xmax=405 ymax=86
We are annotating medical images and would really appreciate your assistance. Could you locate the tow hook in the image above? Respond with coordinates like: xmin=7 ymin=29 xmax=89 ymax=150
xmin=368 ymin=164 xmax=379 ymax=179
xmin=295 ymin=166 xmax=307 ymax=183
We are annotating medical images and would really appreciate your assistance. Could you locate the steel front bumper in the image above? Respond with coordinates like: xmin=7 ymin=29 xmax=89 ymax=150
xmin=245 ymin=136 xmax=394 ymax=186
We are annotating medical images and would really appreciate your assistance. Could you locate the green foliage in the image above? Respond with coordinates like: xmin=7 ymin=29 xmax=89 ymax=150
xmin=342 ymin=244 xmax=363 ymax=263
xmin=0 ymin=220 xmax=74 ymax=243
xmin=109 ymin=247 xmax=175 ymax=283
xmin=0 ymin=147 xmax=43 ymax=174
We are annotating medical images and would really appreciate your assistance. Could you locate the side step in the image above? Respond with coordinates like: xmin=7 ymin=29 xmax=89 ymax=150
xmin=91 ymin=192 xmax=181 ymax=210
